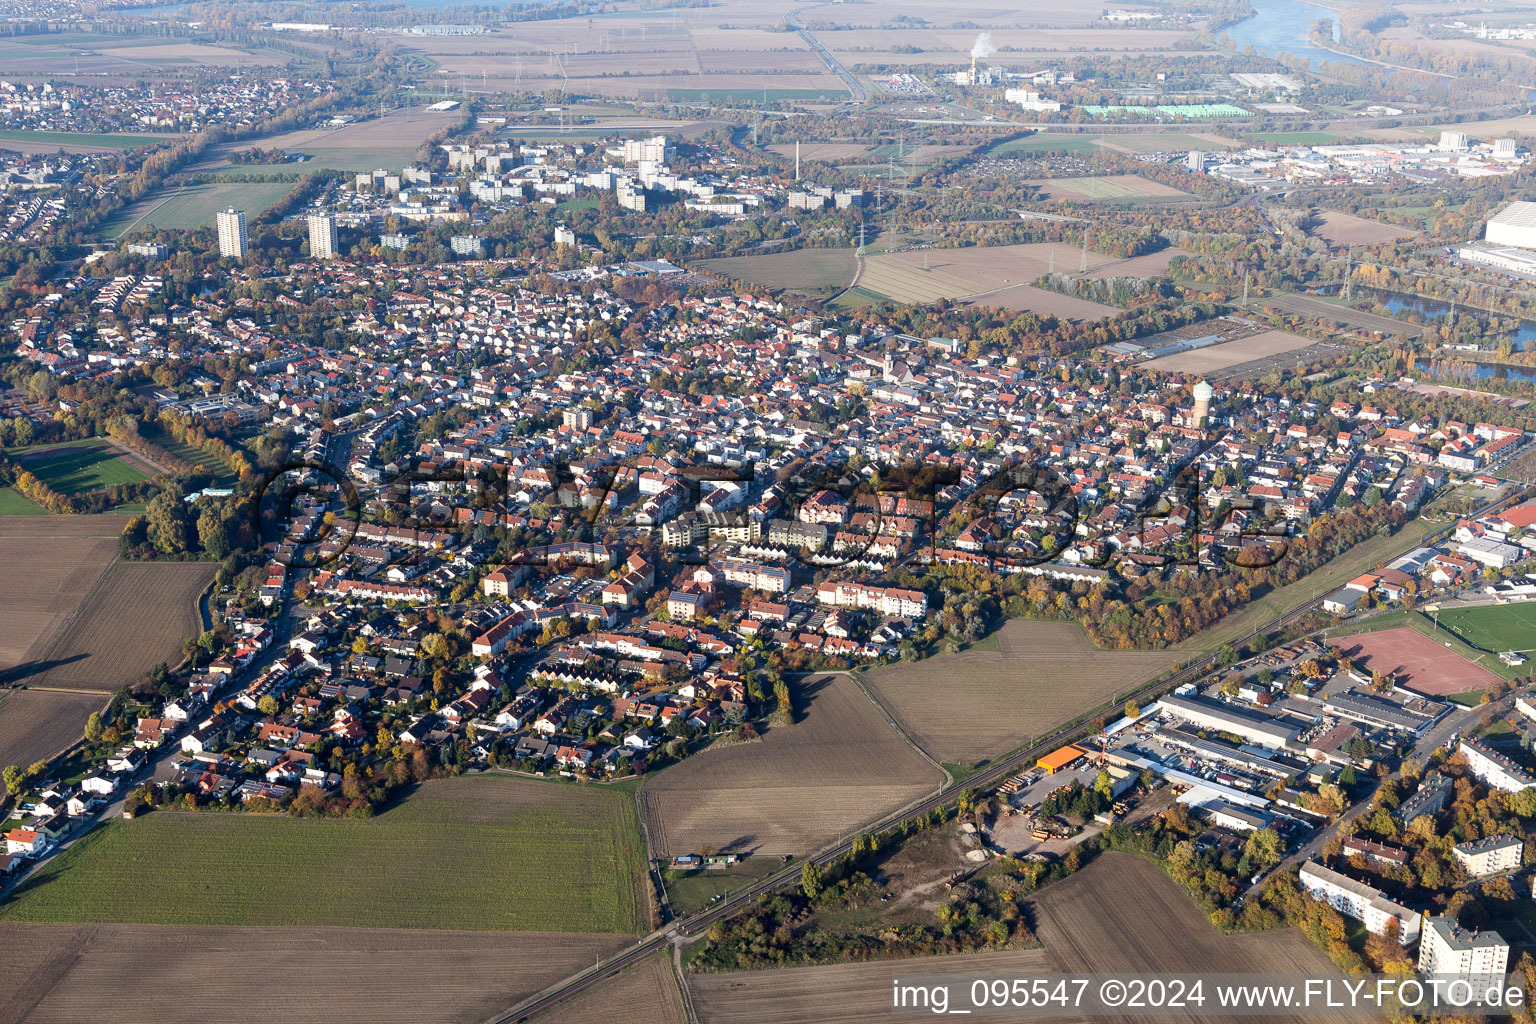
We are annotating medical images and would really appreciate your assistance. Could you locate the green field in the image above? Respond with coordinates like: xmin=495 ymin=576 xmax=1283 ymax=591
xmin=0 ymin=128 xmax=178 ymax=151
xmin=149 ymin=429 xmax=238 ymax=486
xmin=0 ymin=486 xmax=46 ymax=514
xmin=13 ymin=439 xmax=150 ymax=493
xmin=0 ymin=775 xmax=647 ymax=932
xmin=991 ymin=135 xmax=1103 ymax=156
xmin=1434 ymin=603 xmax=1536 ymax=654
xmin=1048 ymin=176 xmax=1153 ymax=200
xmin=106 ymin=180 xmax=295 ymax=238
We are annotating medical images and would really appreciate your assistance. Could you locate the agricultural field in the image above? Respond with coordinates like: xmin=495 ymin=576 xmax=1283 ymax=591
xmin=106 ymin=181 xmax=295 ymax=239
xmin=1031 ymin=173 xmax=1191 ymax=202
xmin=689 ymin=948 xmax=1058 ymax=1024
xmin=1027 ymin=853 xmax=1378 ymax=1024
xmin=856 ymin=243 xmax=1120 ymax=320
xmin=638 ymin=674 xmax=943 ymax=858
xmin=0 ymin=517 xmax=121 ymax=674
xmin=10 ymin=439 xmax=154 ymax=494
xmin=15 ymin=560 xmax=214 ymax=692
xmin=862 ymin=620 xmax=1181 ymax=764
xmin=0 ymin=34 xmax=277 ymax=78
xmin=1336 ymin=625 xmax=1504 ymax=696
xmin=197 ymin=106 xmax=461 ymax=175
xmin=1309 ymin=210 xmax=1414 ymax=247
xmin=0 ymin=689 xmax=104 ymax=769
xmin=0 ymin=775 xmax=649 ymax=932
xmin=994 ymin=131 xmax=1239 ymax=157
xmin=0 ymin=922 xmax=632 ymax=1024
xmin=1428 ymin=603 xmax=1536 ymax=656
xmin=530 ymin=953 xmax=685 ymax=1024
xmin=0 ymin=128 xmax=176 ymax=155
xmin=1143 ymin=329 xmax=1319 ymax=374
xmin=694 ymin=248 xmax=855 ymax=296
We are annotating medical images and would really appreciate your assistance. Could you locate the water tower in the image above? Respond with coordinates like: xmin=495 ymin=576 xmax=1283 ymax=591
xmin=1192 ymin=379 xmax=1213 ymax=427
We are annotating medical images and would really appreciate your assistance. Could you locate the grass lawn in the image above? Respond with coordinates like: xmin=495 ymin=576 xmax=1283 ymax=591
xmin=13 ymin=438 xmax=150 ymax=494
xmin=0 ymin=486 xmax=46 ymax=514
xmin=0 ymin=775 xmax=647 ymax=932
xmin=990 ymin=136 xmax=1103 ymax=156
xmin=1433 ymin=603 xmax=1536 ymax=654
xmin=664 ymin=859 xmax=784 ymax=916
xmin=105 ymin=180 xmax=295 ymax=238
xmin=148 ymin=429 xmax=238 ymax=486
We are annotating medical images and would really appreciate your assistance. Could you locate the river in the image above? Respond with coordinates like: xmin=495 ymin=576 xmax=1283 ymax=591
xmin=1223 ymin=0 xmax=1371 ymax=68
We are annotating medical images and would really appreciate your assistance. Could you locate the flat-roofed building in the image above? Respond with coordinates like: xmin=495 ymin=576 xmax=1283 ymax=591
xmin=1299 ymin=860 xmax=1419 ymax=943
xmin=1159 ymin=693 xmax=1299 ymax=749
xmin=1461 ymin=737 xmax=1536 ymax=792
xmin=1419 ymin=915 xmax=1508 ymax=999
xmin=1453 ymin=834 xmax=1523 ymax=877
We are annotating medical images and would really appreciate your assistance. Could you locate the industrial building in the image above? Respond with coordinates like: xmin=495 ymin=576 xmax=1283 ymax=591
xmin=1485 ymin=200 xmax=1536 ymax=250
xmin=1158 ymin=692 xmax=1299 ymax=749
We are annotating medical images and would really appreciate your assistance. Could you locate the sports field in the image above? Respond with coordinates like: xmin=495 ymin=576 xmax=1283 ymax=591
xmin=12 ymin=439 xmax=153 ymax=493
xmin=1337 ymin=625 xmax=1504 ymax=696
xmin=0 ymin=775 xmax=648 ymax=932
xmin=1032 ymin=174 xmax=1190 ymax=202
xmin=107 ymin=181 xmax=294 ymax=238
xmin=1435 ymin=603 xmax=1536 ymax=654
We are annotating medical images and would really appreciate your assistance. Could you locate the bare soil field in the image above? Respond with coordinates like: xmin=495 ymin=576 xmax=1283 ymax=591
xmin=18 ymin=560 xmax=214 ymax=693
xmin=1261 ymin=293 xmax=1424 ymax=340
xmin=0 ymin=690 xmax=103 ymax=769
xmin=859 ymin=244 xmax=1119 ymax=320
xmin=1337 ymin=625 xmax=1503 ymax=696
xmin=0 ymin=923 xmax=632 ymax=1024
xmin=0 ymin=517 xmax=121 ymax=672
xmin=1311 ymin=210 xmax=1413 ymax=247
xmin=1080 ymin=247 xmax=1193 ymax=280
xmin=695 ymin=247 xmax=855 ymax=293
xmin=200 ymin=107 xmax=460 ymax=172
xmin=639 ymin=674 xmax=943 ymax=857
xmin=1144 ymin=328 xmax=1319 ymax=373
xmin=862 ymin=621 xmax=1180 ymax=764
xmin=827 ymin=27 xmax=1198 ymax=54
xmin=530 ymin=953 xmax=685 ymax=1024
xmin=1028 ymin=853 xmax=1379 ymax=1024
xmin=690 ymin=948 xmax=1058 ymax=1023
xmin=1032 ymin=173 xmax=1190 ymax=201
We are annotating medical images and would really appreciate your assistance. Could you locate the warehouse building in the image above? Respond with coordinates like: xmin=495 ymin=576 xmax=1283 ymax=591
xmin=1485 ymin=200 xmax=1536 ymax=250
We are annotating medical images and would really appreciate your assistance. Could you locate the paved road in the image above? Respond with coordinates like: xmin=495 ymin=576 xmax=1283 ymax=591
xmin=788 ymin=9 xmax=866 ymax=105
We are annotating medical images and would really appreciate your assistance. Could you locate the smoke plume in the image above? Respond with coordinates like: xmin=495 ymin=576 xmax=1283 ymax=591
xmin=971 ymin=32 xmax=995 ymax=60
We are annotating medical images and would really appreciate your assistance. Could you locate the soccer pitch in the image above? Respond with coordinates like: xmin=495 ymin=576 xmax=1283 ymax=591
xmin=1435 ymin=603 xmax=1536 ymax=653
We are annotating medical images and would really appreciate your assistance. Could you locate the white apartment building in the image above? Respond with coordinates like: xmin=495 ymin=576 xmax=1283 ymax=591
xmin=1419 ymin=915 xmax=1509 ymax=1000
xmin=307 ymin=212 xmax=337 ymax=259
xmin=216 ymin=208 xmax=247 ymax=258
xmin=1452 ymin=834 xmax=1523 ymax=877
xmin=1461 ymin=738 xmax=1536 ymax=792
xmin=1298 ymin=861 xmax=1420 ymax=944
